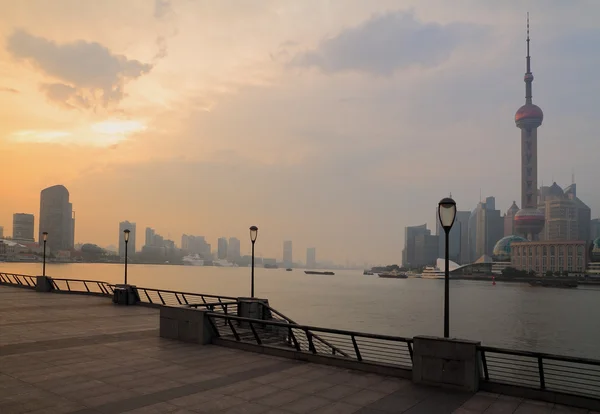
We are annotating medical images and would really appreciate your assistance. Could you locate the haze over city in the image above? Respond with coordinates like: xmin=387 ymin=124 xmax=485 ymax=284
xmin=1 ymin=0 xmax=599 ymax=264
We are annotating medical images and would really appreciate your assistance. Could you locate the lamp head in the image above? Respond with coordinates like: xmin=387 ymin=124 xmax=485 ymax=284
xmin=42 ymin=232 xmax=48 ymax=242
xmin=249 ymin=226 xmax=258 ymax=243
xmin=438 ymin=197 xmax=457 ymax=232
xmin=124 ymin=229 xmax=130 ymax=242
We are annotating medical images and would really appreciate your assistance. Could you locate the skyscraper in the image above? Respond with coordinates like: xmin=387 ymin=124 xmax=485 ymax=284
xmin=283 ymin=240 xmax=293 ymax=268
xmin=13 ymin=213 xmax=35 ymax=242
xmin=513 ymin=16 xmax=545 ymax=240
xmin=591 ymin=219 xmax=600 ymax=241
xmin=217 ymin=237 xmax=228 ymax=260
xmin=402 ymin=224 xmax=429 ymax=268
xmin=119 ymin=221 xmax=136 ymax=258
xmin=227 ymin=237 xmax=241 ymax=261
xmin=39 ymin=185 xmax=74 ymax=251
xmin=468 ymin=197 xmax=503 ymax=261
xmin=436 ymin=210 xmax=470 ymax=264
xmin=0 ymin=226 xmax=3 ymax=239
xmin=306 ymin=247 xmax=316 ymax=269
xmin=145 ymin=227 xmax=156 ymax=247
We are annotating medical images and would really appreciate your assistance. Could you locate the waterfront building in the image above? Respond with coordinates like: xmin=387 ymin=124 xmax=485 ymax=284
xmin=468 ymin=197 xmax=504 ymax=262
xmin=39 ymin=185 xmax=75 ymax=251
xmin=402 ymin=224 xmax=429 ymax=268
xmin=513 ymin=18 xmax=545 ymax=240
xmin=181 ymin=234 xmax=211 ymax=258
xmin=217 ymin=237 xmax=228 ymax=260
xmin=283 ymin=240 xmax=293 ymax=268
xmin=227 ymin=237 xmax=240 ymax=261
xmin=503 ymin=202 xmax=520 ymax=237
xmin=511 ymin=240 xmax=587 ymax=275
xmin=591 ymin=219 xmax=600 ymax=241
xmin=118 ymin=221 xmax=136 ymax=258
xmin=13 ymin=213 xmax=35 ymax=242
xmin=306 ymin=247 xmax=316 ymax=269
xmin=538 ymin=182 xmax=591 ymax=242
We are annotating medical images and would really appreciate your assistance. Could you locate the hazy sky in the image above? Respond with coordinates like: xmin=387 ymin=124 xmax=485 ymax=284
xmin=1 ymin=0 xmax=598 ymax=264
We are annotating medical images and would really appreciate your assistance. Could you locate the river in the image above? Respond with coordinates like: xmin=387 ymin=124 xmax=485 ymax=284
xmin=2 ymin=262 xmax=599 ymax=359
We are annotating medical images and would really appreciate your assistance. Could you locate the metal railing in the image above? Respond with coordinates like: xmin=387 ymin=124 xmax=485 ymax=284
xmin=134 ymin=286 xmax=237 ymax=308
xmin=50 ymin=278 xmax=114 ymax=296
xmin=0 ymin=273 xmax=37 ymax=288
xmin=207 ymin=313 xmax=414 ymax=369
xmin=188 ymin=301 xmax=239 ymax=315
xmin=479 ymin=346 xmax=600 ymax=399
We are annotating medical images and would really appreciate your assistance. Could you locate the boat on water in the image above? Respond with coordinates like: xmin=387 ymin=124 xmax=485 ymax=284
xmin=420 ymin=266 xmax=446 ymax=279
xmin=286 ymin=268 xmax=292 ymax=271
xmin=182 ymin=254 xmax=204 ymax=266
xmin=213 ymin=259 xmax=236 ymax=267
xmin=529 ymin=280 xmax=578 ymax=288
xmin=378 ymin=270 xmax=407 ymax=279
xmin=305 ymin=270 xmax=335 ymax=275
xmin=363 ymin=270 xmax=374 ymax=275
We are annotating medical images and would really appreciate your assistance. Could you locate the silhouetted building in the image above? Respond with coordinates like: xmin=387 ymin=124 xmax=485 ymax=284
xmin=118 ymin=221 xmax=136 ymax=258
xmin=39 ymin=185 xmax=74 ymax=251
xmin=416 ymin=233 xmax=439 ymax=267
xmin=503 ymin=201 xmax=520 ymax=236
xmin=306 ymin=247 xmax=316 ymax=269
xmin=513 ymin=18 xmax=545 ymax=240
xmin=182 ymin=234 xmax=211 ymax=258
xmin=469 ymin=197 xmax=504 ymax=261
xmin=436 ymin=210 xmax=469 ymax=264
xmin=283 ymin=240 xmax=293 ymax=268
xmin=217 ymin=237 xmax=228 ymax=260
xmin=13 ymin=213 xmax=35 ymax=242
xmin=227 ymin=237 xmax=240 ymax=261
xmin=402 ymin=224 xmax=429 ymax=268
xmin=0 ymin=226 xmax=3 ymax=239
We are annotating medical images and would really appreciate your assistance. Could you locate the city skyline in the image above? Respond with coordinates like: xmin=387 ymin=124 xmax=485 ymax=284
xmin=1 ymin=2 xmax=599 ymax=263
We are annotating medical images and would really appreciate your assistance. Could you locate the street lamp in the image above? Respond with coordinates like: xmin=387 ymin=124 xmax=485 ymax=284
xmin=438 ymin=197 xmax=457 ymax=339
xmin=42 ymin=232 xmax=48 ymax=277
xmin=249 ymin=226 xmax=258 ymax=297
xmin=123 ymin=229 xmax=130 ymax=285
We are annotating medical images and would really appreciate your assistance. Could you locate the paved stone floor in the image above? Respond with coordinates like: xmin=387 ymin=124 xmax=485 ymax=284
xmin=0 ymin=285 xmax=597 ymax=414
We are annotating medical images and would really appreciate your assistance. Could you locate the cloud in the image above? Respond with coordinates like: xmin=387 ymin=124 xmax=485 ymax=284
xmin=154 ymin=0 xmax=172 ymax=19
xmin=290 ymin=10 xmax=484 ymax=76
xmin=6 ymin=29 xmax=152 ymax=109
xmin=0 ymin=87 xmax=19 ymax=93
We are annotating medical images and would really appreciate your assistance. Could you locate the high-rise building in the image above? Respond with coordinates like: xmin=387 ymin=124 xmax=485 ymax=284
xmin=306 ymin=247 xmax=316 ymax=269
xmin=227 ymin=237 xmax=241 ymax=261
xmin=13 ymin=213 xmax=35 ymax=242
xmin=503 ymin=201 xmax=520 ymax=237
xmin=415 ymin=233 xmax=439 ymax=267
xmin=469 ymin=197 xmax=504 ymax=261
xmin=513 ymin=17 xmax=545 ymax=240
xmin=283 ymin=240 xmax=293 ymax=268
xmin=39 ymin=185 xmax=74 ymax=251
xmin=217 ymin=237 xmax=228 ymax=260
xmin=436 ymin=210 xmax=470 ymax=264
xmin=0 ymin=226 xmax=3 ymax=239
xmin=145 ymin=227 xmax=156 ymax=247
xmin=118 ymin=221 xmax=136 ymax=258
xmin=538 ymin=182 xmax=591 ymax=242
xmin=181 ymin=234 xmax=211 ymax=258
xmin=591 ymin=219 xmax=600 ymax=241
xmin=402 ymin=224 xmax=429 ymax=268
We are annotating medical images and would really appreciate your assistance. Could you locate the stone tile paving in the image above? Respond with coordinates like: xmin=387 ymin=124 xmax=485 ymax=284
xmin=1 ymin=285 xmax=598 ymax=413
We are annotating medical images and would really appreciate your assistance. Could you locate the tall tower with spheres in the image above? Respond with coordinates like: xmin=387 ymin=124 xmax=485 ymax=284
xmin=513 ymin=14 xmax=545 ymax=240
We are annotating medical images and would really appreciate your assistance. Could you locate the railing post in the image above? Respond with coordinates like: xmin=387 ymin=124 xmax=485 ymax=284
xmin=407 ymin=341 xmax=414 ymax=362
xmin=480 ymin=350 xmax=489 ymax=381
xmin=538 ymin=356 xmax=545 ymax=389
xmin=288 ymin=328 xmax=301 ymax=351
xmin=351 ymin=335 xmax=362 ymax=361
xmin=307 ymin=330 xmax=317 ymax=354
xmin=249 ymin=322 xmax=262 ymax=345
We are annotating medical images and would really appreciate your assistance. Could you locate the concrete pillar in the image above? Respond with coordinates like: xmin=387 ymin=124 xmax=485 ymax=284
xmin=412 ymin=336 xmax=481 ymax=392
xmin=237 ymin=297 xmax=270 ymax=320
xmin=159 ymin=307 xmax=216 ymax=344
xmin=112 ymin=284 xmax=139 ymax=305
xmin=35 ymin=276 xmax=53 ymax=292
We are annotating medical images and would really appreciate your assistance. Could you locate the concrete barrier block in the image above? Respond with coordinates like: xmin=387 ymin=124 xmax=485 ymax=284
xmin=35 ymin=276 xmax=53 ymax=292
xmin=159 ymin=307 xmax=214 ymax=345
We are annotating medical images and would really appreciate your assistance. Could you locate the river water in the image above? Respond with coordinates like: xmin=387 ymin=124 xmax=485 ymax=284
xmin=2 ymin=262 xmax=599 ymax=359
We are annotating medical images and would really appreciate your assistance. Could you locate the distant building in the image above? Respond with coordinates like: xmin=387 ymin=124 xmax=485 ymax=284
xmin=217 ymin=237 xmax=228 ymax=260
xmin=437 ymin=211 xmax=470 ymax=264
xmin=402 ymin=224 xmax=429 ymax=268
xmin=306 ymin=247 xmax=316 ymax=269
xmin=0 ymin=226 xmax=3 ymax=239
xmin=469 ymin=197 xmax=503 ymax=261
xmin=39 ymin=185 xmax=75 ymax=251
xmin=503 ymin=201 xmax=520 ymax=237
xmin=591 ymin=219 xmax=600 ymax=241
xmin=13 ymin=213 xmax=35 ymax=242
xmin=511 ymin=240 xmax=587 ymax=274
xmin=118 ymin=221 xmax=136 ymax=258
xmin=181 ymin=234 xmax=211 ymax=258
xmin=415 ymin=233 xmax=439 ymax=267
xmin=538 ymin=182 xmax=591 ymax=242
xmin=145 ymin=227 xmax=156 ymax=247
xmin=227 ymin=237 xmax=241 ymax=261
xmin=283 ymin=240 xmax=293 ymax=268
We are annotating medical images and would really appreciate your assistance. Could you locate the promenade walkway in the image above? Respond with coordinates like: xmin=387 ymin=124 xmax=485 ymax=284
xmin=0 ymin=285 xmax=595 ymax=414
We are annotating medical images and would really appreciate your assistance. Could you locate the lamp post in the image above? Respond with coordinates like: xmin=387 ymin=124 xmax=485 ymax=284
xmin=123 ymin=229 xmax=130 ymax=285
xmin=249 ymin=226 xmax=258 ymax=297
xmin=438 ymin=197 xmax=457 ymax=338
xmin=42 ymin=232 xmax=48 ymax=277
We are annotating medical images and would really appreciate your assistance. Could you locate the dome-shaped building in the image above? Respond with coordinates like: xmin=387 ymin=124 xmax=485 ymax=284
xmin=493 ymin=235 xmax=528 ymax=262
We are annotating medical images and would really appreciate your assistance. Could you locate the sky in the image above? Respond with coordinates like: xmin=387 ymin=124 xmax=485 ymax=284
xmin=0 ymin=0 xmax=599 ymax=265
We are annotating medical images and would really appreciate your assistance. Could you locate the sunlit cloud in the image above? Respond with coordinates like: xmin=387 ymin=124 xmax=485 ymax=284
xmin=91 ymin=120 xmax=147 ymax=135
xmin=11 ymin=130 xmax=72 ymax=143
